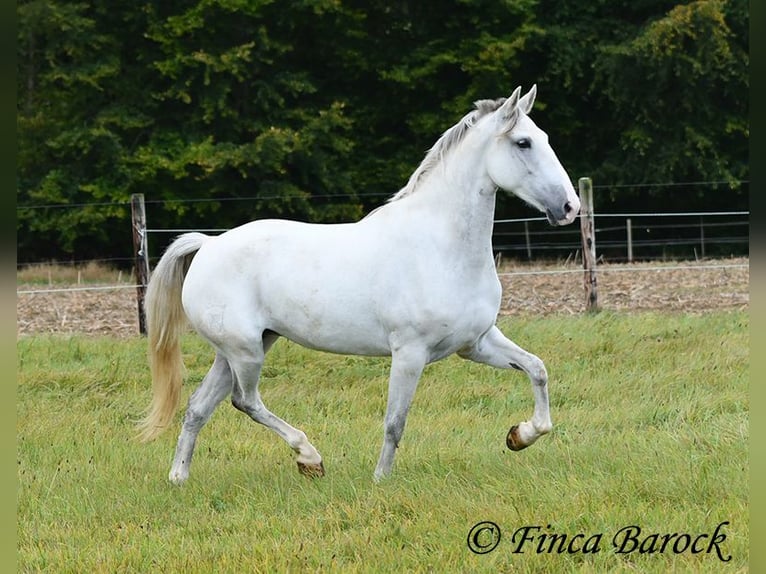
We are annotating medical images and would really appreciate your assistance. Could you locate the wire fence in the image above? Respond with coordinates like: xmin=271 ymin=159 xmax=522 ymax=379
xmin=16 ymin=234 xmax=749 ymax=337
xmin=16 ymin=180 xmax=750 ymax=315
xmin=495 ymin=261 xmax=748 ymax=278
xmin=16 ymin=215 xmax=750 ymax=279
xmin=491 ymin=210 xmax=748 ymax=263
xmin=17 ymin=256 xmax=749 ymax=338
xmin=17 ymin=178 xmax=749 ymax=266
xmin=16 ymin=259 xmax=750 ymax=296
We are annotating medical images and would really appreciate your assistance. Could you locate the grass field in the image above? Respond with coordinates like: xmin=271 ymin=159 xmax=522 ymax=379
xmin=17 ymin=311 xmax=748 ymax=572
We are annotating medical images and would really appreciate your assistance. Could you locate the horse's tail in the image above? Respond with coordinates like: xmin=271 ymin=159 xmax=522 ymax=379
xmin=137 ymin=232 xmax=209 ymax=442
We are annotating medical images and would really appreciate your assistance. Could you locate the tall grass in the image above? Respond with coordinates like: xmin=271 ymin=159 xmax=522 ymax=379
xmin=17 ymin=311 xmax=748 ymax=572
xmin=16 ymin=262 xmax=129 ymax=285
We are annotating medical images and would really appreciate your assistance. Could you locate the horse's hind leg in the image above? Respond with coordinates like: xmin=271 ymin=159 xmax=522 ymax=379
xmin=459 ymin=325 xmax=553 ymax=451
xmin=228 ymin=334 xmax=324 ymax=477
xmin=169 ymin=353 xmax=232 ymax=485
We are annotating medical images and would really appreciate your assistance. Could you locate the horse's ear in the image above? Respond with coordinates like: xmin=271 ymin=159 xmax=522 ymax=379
xmin=518 ymin=84 xmax=537 ymax=115
xmin=498 ymin=86 xmax=522 ymax=125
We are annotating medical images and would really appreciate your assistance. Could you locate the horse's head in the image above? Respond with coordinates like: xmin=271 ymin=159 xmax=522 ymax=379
xmin=484 ymin=86 xmax=580 ymax=226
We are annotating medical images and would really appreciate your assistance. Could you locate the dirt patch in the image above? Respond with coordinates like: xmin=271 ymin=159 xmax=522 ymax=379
xmin=498 ymin=257 xmax=749 ymax=316
xmin=17 ymin=285 xmax=140 ymax=338
xmin=17 ymin=258 xmax=748 ymax=338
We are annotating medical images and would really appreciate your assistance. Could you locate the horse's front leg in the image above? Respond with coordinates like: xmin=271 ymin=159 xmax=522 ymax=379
xmin=458 ymin=325 xmax=552 ymax=450
xmin=374 ymin=345 xmax=428 ymax=481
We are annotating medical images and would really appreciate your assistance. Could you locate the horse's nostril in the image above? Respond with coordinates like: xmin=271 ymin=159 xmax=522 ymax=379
xmin=564 ymin=202 xmax=573 ymax=214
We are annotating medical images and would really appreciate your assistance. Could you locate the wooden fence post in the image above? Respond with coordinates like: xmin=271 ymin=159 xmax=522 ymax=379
xmin=626 ymin=218 xmax=633 ymax=263
xmin=578 ymin=177 xmax=599 ymax=312
xmin=524 ymin=220 xmax=532 ymax=260
xmin=131 ymin=194 xmax=150 ymax=335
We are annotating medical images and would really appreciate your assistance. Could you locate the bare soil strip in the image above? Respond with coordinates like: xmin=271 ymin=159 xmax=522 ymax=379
xmin=17 ymin=258 xmax=748 ymax=338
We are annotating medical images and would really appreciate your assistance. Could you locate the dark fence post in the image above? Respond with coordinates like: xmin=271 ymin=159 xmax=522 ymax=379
xmin=579 ymin=177 xmax=599 ymax=312
xmin=131 ymin=194 xmax=150 ymax=335
xmin=524 ymin=221 xmax=532 ymax=260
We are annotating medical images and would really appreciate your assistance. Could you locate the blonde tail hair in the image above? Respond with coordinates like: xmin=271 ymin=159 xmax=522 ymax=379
xmin=137 ymin=232 xmax=209 ymax=442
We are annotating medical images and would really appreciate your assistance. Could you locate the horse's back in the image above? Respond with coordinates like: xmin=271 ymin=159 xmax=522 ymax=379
xmin=181 ymin=219 xmax=394 ymax=354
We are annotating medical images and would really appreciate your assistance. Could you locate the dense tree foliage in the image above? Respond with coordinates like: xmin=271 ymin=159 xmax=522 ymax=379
xmin=17 ymin=0 xmax=748 ymax=263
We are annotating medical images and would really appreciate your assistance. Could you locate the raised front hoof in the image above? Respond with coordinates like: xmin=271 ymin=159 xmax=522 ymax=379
xmin=297 ymin=460 xmax=325 ymax=478
xmin=506 ymin=425 xmax=530 ymax=451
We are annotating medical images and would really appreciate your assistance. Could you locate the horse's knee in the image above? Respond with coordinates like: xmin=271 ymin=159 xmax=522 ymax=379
xmin=526 ymin=356 xmax=548 ymax=385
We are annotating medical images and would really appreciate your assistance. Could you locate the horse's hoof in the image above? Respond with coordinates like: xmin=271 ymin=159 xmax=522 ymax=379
xmin=297 ymin=460 xmax=325 ymax=478
xmin=506 ymin=425 xmax=529 ymax=451
xmin=168 ymin=470 xmax=189 ymax=486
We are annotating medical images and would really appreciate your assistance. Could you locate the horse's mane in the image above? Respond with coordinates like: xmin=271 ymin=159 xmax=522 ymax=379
xmin=388 ymin=98 xmax=507 ymax=203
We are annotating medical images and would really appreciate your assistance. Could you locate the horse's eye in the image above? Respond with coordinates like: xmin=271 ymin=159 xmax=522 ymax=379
xmin=516 ymin=138 xmax=531 ymax=149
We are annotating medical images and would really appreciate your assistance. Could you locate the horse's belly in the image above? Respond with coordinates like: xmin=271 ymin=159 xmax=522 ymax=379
xmin=276 ymin=325 xmax=391 ymax=357
xmin=250 ymin=272 xmax=391 ymax=355
xmin=266 ymin=300 xmax=392 ymax=356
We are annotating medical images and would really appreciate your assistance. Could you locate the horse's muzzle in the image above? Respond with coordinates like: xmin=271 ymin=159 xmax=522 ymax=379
xmin=546 ymin=198 xmax=579 ymax=226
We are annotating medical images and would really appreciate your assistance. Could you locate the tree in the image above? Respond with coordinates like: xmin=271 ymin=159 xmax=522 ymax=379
xmin=16 ymin=0 xmax=749 ymax=263
xmin=17 ymin=0 xmax=151 ymax=261
xmin=340 ymin=0 xmax=542 ymax=207
xmin=594 ymin=0 xmax=748 ymax=200
xmin=17 ymin=0 xmax=366 ymax=261
xmin=525 ymin=0 xmax=747 ymax=212
xmin=135 ymin=0 xmax=364 ymax=233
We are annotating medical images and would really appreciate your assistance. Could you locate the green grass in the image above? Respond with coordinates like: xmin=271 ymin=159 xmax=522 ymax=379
xmin=17 ymin=311 xmax=748 ymax=572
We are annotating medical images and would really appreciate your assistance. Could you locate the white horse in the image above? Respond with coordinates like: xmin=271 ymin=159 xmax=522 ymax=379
xmin=138 ymin=85 xmax=580 ymax=484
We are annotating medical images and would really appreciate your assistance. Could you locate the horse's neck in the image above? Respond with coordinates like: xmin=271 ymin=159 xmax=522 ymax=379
xmin=410 ymin=140 xmax=498 ymax=246
xmin=370 ymin=124 xmax=500 ymax=269
xmin=384 ymin=164 xmax=498 ymax=275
